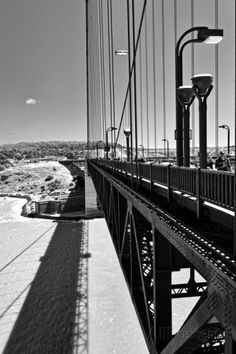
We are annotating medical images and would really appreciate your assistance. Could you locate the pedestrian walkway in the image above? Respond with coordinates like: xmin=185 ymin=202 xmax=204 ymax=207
xmin=0 ymin=212 xmax=87 ymax=353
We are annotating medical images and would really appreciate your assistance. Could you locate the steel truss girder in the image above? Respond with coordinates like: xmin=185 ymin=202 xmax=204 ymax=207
xmin=171 ymin=281 xmax=207 ymax=298
xmin=88 ymin=162 xmax=236 ymax=352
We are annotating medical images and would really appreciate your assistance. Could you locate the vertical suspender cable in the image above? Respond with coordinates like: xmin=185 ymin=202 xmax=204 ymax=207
xmin=234 ymin=0 xmax=236 ymax=258
xmin=127 ymin=0 xmax=133 ymax=163
xmin=174 ymin=0 xmax=177 ymax=160
xmin=139 ymin=34 xmax=143 ymax=146
xmin=110 ymin=0 xmax=116 ymax=153
xmin=215 ymin=0 xmax=219 ymax=155
xmin=97 ymin=0 xmax=103 ymax=142
xmin=98 ymin=0 xmax=103 ymax=140
xmin=132 ymin=0 xmax=138 ymax=164
xmin=92 ymin=0 xmax=101 ymax=145
xmin=145 ymin=10 xmax=149 ymax=151
xmin=90 ymin=0 xmax=94 ymax=141
xmin=90 ymin=1 xmax=96 ymax=149
xmin=107 ymin=0 xmax=113 ymax=147
xmin=161 ymin=0 xmax=166 ymax=154
xmin=95 ymin=0 xmax=100 ymax=139
xmin=99 ymin=0 xmax=106 ymax=142
xmin=86 ymin=0 xmax=90 ymax=157
xmin=152 ymin=0 xmax=157 ymax=157
xmin=174 ymin=0 xmax=177 ymax=44
xmin=191 ymin=0 xmax=195 ymax=156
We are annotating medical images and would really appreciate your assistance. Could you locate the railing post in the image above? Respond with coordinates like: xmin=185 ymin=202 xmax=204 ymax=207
xmin=196 ymin=168 xmax=202 ymax=219
xmin=167 ymin=164 xmax=171 ymax=202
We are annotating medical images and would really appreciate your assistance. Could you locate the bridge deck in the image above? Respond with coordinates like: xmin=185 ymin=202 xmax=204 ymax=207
xmin=88 ymin=160 xmax=236 ymax=353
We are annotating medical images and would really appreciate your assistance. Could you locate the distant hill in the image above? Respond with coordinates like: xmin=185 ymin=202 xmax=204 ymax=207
xmin=0 ymin=141 xmax=88 ymax=170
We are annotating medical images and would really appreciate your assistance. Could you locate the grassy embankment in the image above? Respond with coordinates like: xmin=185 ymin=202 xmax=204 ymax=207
xmin=0 ymin=161 xmax=73 ymax=201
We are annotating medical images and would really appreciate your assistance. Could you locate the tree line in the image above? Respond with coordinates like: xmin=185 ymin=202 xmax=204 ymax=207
xmin=0 ymin=141 xmax=89 ymax=170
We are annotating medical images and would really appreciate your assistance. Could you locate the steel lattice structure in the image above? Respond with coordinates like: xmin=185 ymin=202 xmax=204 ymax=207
xmin=88 ymin=161 xmax=236 ymax=353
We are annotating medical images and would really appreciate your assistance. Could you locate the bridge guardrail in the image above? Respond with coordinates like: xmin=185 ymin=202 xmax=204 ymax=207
xmin=95 ymin=159 xmax=234 ymax=211
xmin=200 ymin=169 xmax=234 ymax=210
xmin=170 ymin=166 xmax=197 ymax=196
xmin=151 ymin=164 xmax=168 ymax=186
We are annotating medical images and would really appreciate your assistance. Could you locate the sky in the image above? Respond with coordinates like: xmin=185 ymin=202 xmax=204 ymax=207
xmin=0 ymin=0 xmax=234 ymax=149
xmin=0 ymin=0 xmax=86 ymax=144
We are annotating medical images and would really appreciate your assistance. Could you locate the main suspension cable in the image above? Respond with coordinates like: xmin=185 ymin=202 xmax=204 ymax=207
xmin=115 ymin=0 xmax=148 ymax=145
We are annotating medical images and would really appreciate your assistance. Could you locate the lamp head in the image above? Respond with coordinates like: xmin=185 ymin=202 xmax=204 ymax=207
xmin=115 ymin=49 xmax=128 ymax=56
xmin=124 ymin=127 xmax=131 ymax=136
xmin=198 ymin=28 xmax=223 ymax=44
xmin=177 ymin=86 xmax=195 ymax=105
xmin=191 ymin=74 xmax=213 ymax=96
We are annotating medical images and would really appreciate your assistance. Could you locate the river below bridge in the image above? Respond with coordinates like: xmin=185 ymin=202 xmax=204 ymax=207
xmin=0 ymin=197 xmax=200 ymax=353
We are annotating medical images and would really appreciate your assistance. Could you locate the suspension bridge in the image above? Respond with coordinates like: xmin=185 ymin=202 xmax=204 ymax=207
xmin=86 ymin=0 xmax=236 ymax=353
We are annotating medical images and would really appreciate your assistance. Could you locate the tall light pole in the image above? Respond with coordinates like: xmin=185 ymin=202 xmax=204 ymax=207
xmin=124 ymin=127 xmax=131 ymax=161
xmin=192 ymin=74 xmax=213 ymax=169
xmin=176 ymin=86 xmax=195 ymax=167
xmin=219 ymin=124 xmax=230 ymax=155
xmin=162 ymin=139 xmax=169 ymax=159
xmin=105 ymin=127 xmax=117 ymax=159
xmin=176 ymin=27 xmax=223 ymax=166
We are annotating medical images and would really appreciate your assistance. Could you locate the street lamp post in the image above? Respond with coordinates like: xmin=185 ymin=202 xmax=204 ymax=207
xmin=176 ymin=86 xmax=195 ymax=167
xmin=192 ymin=74 xmax=213 ymax=169
xmin=124 ymin=127 xmax=131 ymax=161
xmin=105 ymin=127 xmax=117 ymax=159
xmin=176 ymin=27 xmax=223 ymax=166
xmin=219 ymin=124 xmax=230 ymax=155
xmin=162 ymin=139 xmax=169 ymax=159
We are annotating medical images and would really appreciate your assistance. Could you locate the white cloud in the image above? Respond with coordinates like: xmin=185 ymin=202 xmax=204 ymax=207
xmin=25 ymin=98 xmax=40 ymax=106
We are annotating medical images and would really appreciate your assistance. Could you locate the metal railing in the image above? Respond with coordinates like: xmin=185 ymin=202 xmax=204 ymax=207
xmin=95 ymin=160 xmax=234 ymax=211
xmin=200 ymin=169 xmax=234 ymax=209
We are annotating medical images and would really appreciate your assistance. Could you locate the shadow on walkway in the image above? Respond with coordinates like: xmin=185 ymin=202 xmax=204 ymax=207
xmin=3 ymin=171 xmax=90 ymax=353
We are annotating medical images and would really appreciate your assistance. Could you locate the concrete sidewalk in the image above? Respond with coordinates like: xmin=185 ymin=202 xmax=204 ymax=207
xmin=0 ymin=217 xmax=87 ymax=353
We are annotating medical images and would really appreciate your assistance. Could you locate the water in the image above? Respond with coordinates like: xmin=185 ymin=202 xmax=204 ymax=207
xmin=0 ymin=197 xmax=202 ymax=353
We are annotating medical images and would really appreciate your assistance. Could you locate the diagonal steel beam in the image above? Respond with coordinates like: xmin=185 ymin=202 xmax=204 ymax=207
xmin=120 ymin=208 xmax=131 ymax=259
xmin=161 ymin=298 xmax=222 ymax=354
